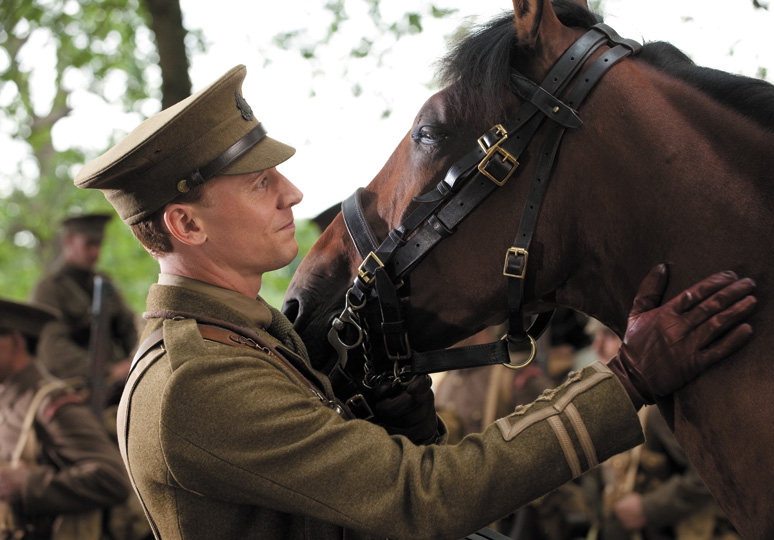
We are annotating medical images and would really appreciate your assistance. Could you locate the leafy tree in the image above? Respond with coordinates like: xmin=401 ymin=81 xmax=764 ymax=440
xmin=0 ymin=0 xmax=160 ymax=308
xmin=268 ymin=1 xmax=461 ymax=116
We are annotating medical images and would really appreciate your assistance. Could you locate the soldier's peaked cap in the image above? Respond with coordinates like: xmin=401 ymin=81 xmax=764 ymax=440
xmin=0 ymin=298 xmax=60 ymax=340
xmin=74 ymin=65 xmax=296 ymax=225
xmin=61 ymin=213 xmax=112 ymax=239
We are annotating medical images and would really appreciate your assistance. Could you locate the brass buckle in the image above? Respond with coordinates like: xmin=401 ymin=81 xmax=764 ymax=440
xmin=385 ymin=332 xmax=411 ymax=362
xmin=503 ymin=247 xmax=528 ymax=278
xmin=357 ymin=252 xmax=384 ymax=285
xmin=477 ymin=124 xmax=519 ymax=186
xmin=345 ymin=394 xmax=374 ymax=420
xmin=501 ymin=334 xmax=536 ymax=370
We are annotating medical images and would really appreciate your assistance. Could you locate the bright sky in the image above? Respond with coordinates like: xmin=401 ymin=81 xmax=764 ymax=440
xmin=183 ymin=0 xmax=774 ymax=219
xmin=5 ymin=0 xmax=773 ymax=220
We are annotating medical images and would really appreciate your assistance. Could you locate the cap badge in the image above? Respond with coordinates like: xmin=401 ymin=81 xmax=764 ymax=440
xmin=235 ymin=92 xmax=253 ymax=121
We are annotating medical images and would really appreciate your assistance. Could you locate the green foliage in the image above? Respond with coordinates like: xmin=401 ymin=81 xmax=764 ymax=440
xmin=0 ymin=0 xmax=159 ymax=305
xmin=97 ymin=218 xmax=161 ymax=314
xmin=268 ymin=1 xmax=458 ymax=104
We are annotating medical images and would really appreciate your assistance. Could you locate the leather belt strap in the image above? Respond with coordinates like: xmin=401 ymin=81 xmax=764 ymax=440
xmin=184 ymin=123 xmax=268 ymax=190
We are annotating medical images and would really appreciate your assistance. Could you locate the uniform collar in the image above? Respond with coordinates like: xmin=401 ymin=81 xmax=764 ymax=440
xmin=157 ymin=274 xmax=273 ymax=330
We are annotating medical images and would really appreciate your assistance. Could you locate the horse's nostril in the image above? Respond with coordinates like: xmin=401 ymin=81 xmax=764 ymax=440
xmin=282 ymin=298 xmax=300 ymax=324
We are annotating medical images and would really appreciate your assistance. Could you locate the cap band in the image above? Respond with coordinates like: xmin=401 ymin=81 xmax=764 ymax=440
xmin=180 ymin=123 xmax=268 ymax=192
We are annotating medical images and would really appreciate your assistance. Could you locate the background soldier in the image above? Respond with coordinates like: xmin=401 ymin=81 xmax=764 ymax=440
xmin=586 ymin=320 xmax=740 ymax=540
xmin=30 ymin=214 xmax=140 ymax=402
xmin=0 ymin=298 xmax=130 ymax=540
xmin=434 ymin=316 xmax=596 ymax=540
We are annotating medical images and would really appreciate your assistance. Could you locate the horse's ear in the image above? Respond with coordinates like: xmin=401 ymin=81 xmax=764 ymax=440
xmin=512 ymin=0 xmax=565 ymax=48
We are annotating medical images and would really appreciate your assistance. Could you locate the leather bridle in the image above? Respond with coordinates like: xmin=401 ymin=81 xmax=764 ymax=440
xmin=327 ymin=23 xmax=641 ymax=404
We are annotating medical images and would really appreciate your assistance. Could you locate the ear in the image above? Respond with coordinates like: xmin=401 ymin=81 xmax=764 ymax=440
xmin=512 ymin=0 xmax=565 ymax=48
xmin=163 ymin=204 xmax=207 ymax=247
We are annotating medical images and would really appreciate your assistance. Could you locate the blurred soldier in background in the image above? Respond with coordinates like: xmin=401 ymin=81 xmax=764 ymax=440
xmin=434 ymin=310 xmax=596 ymax=540
xmin=28 ymin=215 xmax=151 ymax=540
xmin=0 ymin=298 xmax=130 ymax=540
xmin=30 ymin=214 xmax=140 ymax=407
xmin=586 ymin=319 xmax=740 ymax=540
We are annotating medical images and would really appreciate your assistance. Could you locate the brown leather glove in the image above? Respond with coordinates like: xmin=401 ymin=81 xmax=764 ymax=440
xmin=372 ymin=374 xmax=440 ymax=445
xmin=606 ymin=263 xmax=756 ymax=409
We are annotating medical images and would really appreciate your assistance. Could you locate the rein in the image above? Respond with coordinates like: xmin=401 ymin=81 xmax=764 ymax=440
xmin=330 ymin=23 xmax=641 ymax=398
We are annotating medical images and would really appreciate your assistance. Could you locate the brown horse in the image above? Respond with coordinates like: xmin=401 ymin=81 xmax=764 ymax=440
xmin=284 ymin=0 xmax=774 ymax=537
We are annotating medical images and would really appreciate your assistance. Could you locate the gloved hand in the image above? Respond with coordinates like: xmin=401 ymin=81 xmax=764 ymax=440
xmin=371 ymin=374 xmax=439 ymax=445
xmin=606 ymin=263 xmax=756 ymax=409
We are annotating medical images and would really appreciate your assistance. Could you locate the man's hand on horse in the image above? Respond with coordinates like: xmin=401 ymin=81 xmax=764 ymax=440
xmin=372 ymin=374 xmax=440 ymax=445
xmin=606 ymin=263 xmax=757 ymax=409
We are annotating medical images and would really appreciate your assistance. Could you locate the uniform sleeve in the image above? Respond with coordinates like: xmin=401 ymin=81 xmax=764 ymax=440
xmin=29 ymin=275 xmax=60 ymax=311
xmin=158 ymin=321 xmax=643 ymax=540
xmin=106 ymin=279 xmax=140 ymax=358
xmin=36 ymin=320 xmax=90 ymax=380
xmin=20 ymin=395 xmax=131 ymax=515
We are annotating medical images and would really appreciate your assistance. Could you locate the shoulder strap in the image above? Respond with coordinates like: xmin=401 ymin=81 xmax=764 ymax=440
xmin=11 ymin=379 xmax=71 ymax=466
xmin=118 ymin=343 xmax=165 ymax=540
xmin=129 ymin=320 xmax=353 ymax=419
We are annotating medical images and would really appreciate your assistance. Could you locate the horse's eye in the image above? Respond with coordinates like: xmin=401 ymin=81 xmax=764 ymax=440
xmin=411 ymin=125 xmax=447 ymax=146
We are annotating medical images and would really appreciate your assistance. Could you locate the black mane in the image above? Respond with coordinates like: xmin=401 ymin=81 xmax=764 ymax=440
xmin=436 ymin=0 xmax=774 ymax=131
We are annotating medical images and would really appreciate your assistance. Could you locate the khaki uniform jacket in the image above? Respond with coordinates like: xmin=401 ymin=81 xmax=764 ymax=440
xmin=0 ymin=362 xmax=131 ymax=533
xmin=120 ymin=280 xmax=643 ymax=540
xmin=31 ymin=263 xmax=139 ymax=380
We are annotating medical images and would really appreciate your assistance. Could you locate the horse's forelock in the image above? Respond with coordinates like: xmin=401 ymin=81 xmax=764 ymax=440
xmin=434 ymin=1 xmax=601 ymax=127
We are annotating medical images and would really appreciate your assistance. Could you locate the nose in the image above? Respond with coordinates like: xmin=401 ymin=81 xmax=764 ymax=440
xmin=277 ymin=170 xmax=303 ymax=208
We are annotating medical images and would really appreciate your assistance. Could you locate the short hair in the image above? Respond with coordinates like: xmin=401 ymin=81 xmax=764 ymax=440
xmin=129 ymin=182 xmax=208 ymax=257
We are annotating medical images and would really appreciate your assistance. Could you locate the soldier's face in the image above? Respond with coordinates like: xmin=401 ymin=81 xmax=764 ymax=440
xmin=0 ymin=332 xmax=20 ymax=382
xmin=592 ymin=329 xmax=621 ymax=362
xmin=192 ymin=167 xmax=304 ymax=278
xmin=63 ymin=233 xmax=102 ymax=270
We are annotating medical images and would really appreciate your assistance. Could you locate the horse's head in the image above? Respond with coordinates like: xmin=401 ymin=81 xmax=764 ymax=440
xmin=284 ymin=0 xmax=606 ymax=368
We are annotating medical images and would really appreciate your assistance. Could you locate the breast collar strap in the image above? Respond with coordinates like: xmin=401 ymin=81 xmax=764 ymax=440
xmin=335 ymin=23 xmax=642 ymax=389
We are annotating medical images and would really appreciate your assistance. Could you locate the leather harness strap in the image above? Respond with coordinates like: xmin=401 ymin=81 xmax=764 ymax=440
xmin=333 ymin=23 xmax=642 ymax=392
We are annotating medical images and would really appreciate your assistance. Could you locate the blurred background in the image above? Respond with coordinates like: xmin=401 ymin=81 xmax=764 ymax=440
xmin=1 ymin=0 xmax=772 ymax=310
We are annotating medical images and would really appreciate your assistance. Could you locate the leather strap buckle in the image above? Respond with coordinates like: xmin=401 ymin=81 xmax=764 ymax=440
xmin=477 ymin=124 xmax=519 ymax=186
xmin=503 ymin=247 xmax=528 ymax=278
xmin=345 ymin=393 xmax=374 ymax=420
xmin=357 ymin=251 xmax=384 ymax=286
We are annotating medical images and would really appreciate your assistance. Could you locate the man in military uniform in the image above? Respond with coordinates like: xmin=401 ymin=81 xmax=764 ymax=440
xmin=30 ymin=213 xmax=140 ymax=387
xmin=0 ymin=298 xmax=131 ymax=540
xmin=73 ymin=64 xmax=756 ymax=540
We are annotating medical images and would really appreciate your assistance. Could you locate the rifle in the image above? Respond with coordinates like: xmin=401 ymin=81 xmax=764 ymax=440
xmin=87 ymin=275 xmax=114 ymax=417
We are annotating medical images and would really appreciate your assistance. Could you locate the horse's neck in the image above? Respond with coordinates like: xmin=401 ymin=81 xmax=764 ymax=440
xmin=552 ymin=73 xmax=774 ymax=334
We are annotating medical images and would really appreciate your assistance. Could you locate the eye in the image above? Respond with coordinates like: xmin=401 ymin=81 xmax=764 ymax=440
xmin=251 ymin=173 xmax=268 ymax=190
xmin=411 ymin=125 xmax=447 ymax=146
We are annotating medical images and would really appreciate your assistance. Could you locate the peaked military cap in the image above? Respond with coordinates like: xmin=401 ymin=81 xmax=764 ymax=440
xmin=62 ymin=213 xmax=112 ymax=240
xmin=0 ymin=298 xmax=60 ymax=339
xmin=74 ymin=64 xmax=296 ymax=225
